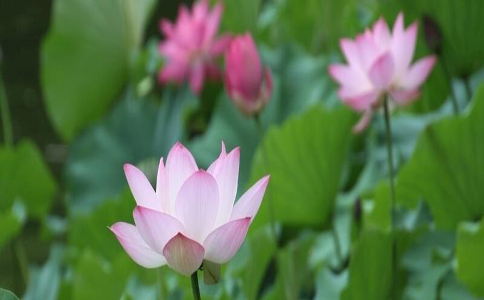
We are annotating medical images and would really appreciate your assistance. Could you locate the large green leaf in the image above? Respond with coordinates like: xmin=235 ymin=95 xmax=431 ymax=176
xmin=344 ymin=230 xmax=392 ymax=300
xmin=65 ymin=90 xmax=196 ymax=214
xmin=0 ymin=289 xmax=19 ymax=300
xmin=456 ymin=217 xmax=484 ymax=297
xmin=248 ymin=105 xmax=355 ymax=230
xmin=396 ymin=83 xmax=484 ymax=229
xmin=190 ymin=44 xmax=330 ymax=189
xmin=41 ymin=0 xmax=156 ymax=140
xmin=0 ymin=140 xmax=56 ymax=218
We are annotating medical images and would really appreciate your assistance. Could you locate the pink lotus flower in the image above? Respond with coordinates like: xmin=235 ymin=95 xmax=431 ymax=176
xmin=224 ymin=33 xmax=273 ymax=116
xmin=158 ymin=0 xmax=231 ymax=94
xmin=110 ymin=142 xmax=270 ymax=276
xmin=328 ymin=12 xmax=436 ymax=132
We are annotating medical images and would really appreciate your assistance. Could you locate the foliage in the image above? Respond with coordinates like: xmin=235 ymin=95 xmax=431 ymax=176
xmin=1 ymin=0 xmax=484 ymax=299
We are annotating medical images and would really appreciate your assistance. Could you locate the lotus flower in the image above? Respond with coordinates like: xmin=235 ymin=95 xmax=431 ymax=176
xmin=224 ymin=33 xmax=273 ymax=116
xmin=110 ymin=142 xmax=270 ymax=276
xmin=158 ymin=0 xmax=231 ymax=94
xmin=328 ymin=12 xmax=436 ymax=132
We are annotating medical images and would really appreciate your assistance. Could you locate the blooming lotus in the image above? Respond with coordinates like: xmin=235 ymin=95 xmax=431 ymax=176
xmin=110 ymin=142 xmax=270 ymax=276
xmin=328 ymin=12 xmax=436 ymax=132
xmin=224 ymin=33 xmax=273 ymax=116
xmin=158 ymin=0 xmax=231 ymax=94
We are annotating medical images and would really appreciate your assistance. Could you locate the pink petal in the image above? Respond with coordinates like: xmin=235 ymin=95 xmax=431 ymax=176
xmin=156 ymin=158 xmax=170 ymax=212
xmin=355 ymin=29 xmax=380 ymax=70
xmin=165 ymin=142 xmax=198 ymax=214
xmin=399 ymin=56 xmax=437 ymax=90
xmin=204 ymin=2 xmax=223 ymax=45
xmin=159 ymin=62 xmax=189 ymax=84
xmin=124 ymin=164 xmax=162 ymax=211
xmin=160 ymin=20 xmax=175 ymax=38
xmin=163 ymin=233 xmax=205 ymax=276
xmin=392 ymin=13 xmax=418 ymax=76
xmin=203 ymin=217 xmax=251 ymax=263
xmin=133 ymin=206 xmax=184 ymax=253
xmin=189 ymin=63 xmax=205 ymax=94
xmin=340 ymin=38 xmax=362 ymax=69
xmin=338 ymin=88 xmax=380 ymax=111
xmin=368 ymin=52 xmax=395 ymax=89
xmin=210 ymin=35 xmax=232 ymax=56
xmin=231 ymin=175 xmax=270 ymax=221
xmin=328 ymin=64 xmax=370 ymax=89
xmin=352 ymin=109 xmax=373 ymax=134
xmin=373 ymin=17 xmax=392 ymax=48
xmin=390 ymin=89 xmax=421 ymax=106
xmin=175 ymin=170 xmax=219 ymax=243
xmin=110 ymin=222 xmax=166 ymax=268
xmin=207 ymin=142 xmax=227 ymax=175
xmin=212 ymin=147 xmax=240 ymax=227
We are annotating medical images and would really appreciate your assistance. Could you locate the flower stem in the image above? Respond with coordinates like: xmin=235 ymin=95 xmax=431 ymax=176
xmin=254 ymin=114 xmax=278 ymax=247
xmin=191 ymin=271 xmax=201 ymax=300
xmin=0 ymin=71 xmax=13 ymax=147
xmin=383 ymin=97 xmax=398 ymax=299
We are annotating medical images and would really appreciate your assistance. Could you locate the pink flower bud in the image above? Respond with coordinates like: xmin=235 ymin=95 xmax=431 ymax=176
xmin=224 ymin=33 xmax=273 ymax=116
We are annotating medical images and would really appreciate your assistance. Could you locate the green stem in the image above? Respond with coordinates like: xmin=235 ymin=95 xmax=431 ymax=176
xmin=254 ymin=114 xmax=278 ymax=247
xmin=191 ymin=271 xmax=201 ymax=300
xmin=383 ymin=98 xmax=398 ymax=299
xmin=0 ymin=72 xmax=13 ymax=147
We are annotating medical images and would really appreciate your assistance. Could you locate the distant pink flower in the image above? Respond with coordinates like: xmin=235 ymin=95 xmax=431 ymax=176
xmin=328 ymin=12 xmax=436 ymax=132
xmin=224 ymin=33 xmax=273 ymax=116
xmin=110 ymin=142 xmax=270 ymax=276
xmin=158 ymin=0 xmax=231 ymax=94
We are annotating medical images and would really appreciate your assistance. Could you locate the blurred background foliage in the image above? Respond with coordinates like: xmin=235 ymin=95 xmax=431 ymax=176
xmin=0 ymin=0 xmax=483 ymax=299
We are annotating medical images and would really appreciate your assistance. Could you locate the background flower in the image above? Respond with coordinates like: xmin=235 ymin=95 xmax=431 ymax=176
xmin=158 ymin=0 xmax=231 ymax=94
xmin=224 ymin=33 xmax=273 ymax=116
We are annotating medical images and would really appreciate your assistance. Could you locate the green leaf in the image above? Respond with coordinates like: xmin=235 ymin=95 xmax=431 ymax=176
xmin=24 ymin=245 xmax=64 ymax=300
xmin=362 ymin=180 xmax=391 ymax=232
xmin=68 ymin=189 xmax=134 ymax=260
xmin=41 ymin=0 xmax=156 ymax=140
xmin=72 ymin=250 xmax=133 ymax=300
xmin=190 ymin=44 xmax=330 ymax=189
xmin=456 ymin=217 xmax=484 ymax=297
xmin=213 ymin=0 xmax=261 ymax=33
xmin=396 ymin=83 xmax=484 ymax=229
xmin=345 ymin=230 xmax=392 ymax=300
xmin=0 ymin=288 xmax=19 ymax=300
xmin=0 ymin=201 xmax=26 ymax=249
xmin=65 ymin=90 xmax=196 ymax=214
xmin=0 ymin=140 xmax=57 ymax=218
xmin=228 ymin=226 xmax=276 ymax=300
xmin=314 ymin=269 xmax=348 ymax=300
xmin=248 ymin=105 xmax=355 ymax=230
